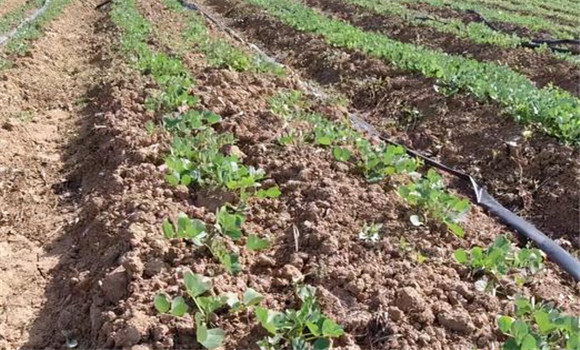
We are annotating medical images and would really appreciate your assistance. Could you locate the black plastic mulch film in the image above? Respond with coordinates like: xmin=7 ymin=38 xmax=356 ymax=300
xmin=153 ymin=0 xmax=580 ymax=281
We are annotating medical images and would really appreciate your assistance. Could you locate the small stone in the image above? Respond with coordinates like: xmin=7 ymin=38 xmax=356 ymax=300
xmin=278 ymin=264 xmax=302 ymax=281
xmin=102 ymin=266 xmax=128 ymax=304
xmin=144 ymin=259 xmax=164 ymax=278
xmin=254 ymin=254 xmax=276 ymax=268
xmin=437 ymin=309 xmax=475 ymax=334
xmin=388 ymin=306 xmax=404 ymax=321
xmin=395 ymin=287 xmax=425 ymax=312
xmin=174 ymin=185 xmax=189 ymax=200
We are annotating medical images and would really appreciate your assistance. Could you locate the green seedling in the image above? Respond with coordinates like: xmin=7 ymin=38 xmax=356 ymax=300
xmin=332 ymin=147 xmax=350 ymax=162
xmin=224 ymin=288 xmax=265 ymax=313
xmin=454 ymin=235 xmax=544 ymax=292
xmin=498 ymin=296 xmax=580 ymax=350
xmin=356 ymin=139 xmax=419 ymax=183
xmin=358 ymin=222 xmax=383 ymax=243
xmin=163 ymin=206 xmax=256 ymax=275
xmin=154 ymin=272 xmax=226 ymax=349
xmin=255 ymin=285 xmax=344 ymax=350
xmin=399 ymin=169 xmax=469 ymax=237
xmin=246 ymin=234 xmax=271 ymax=251
xmin=256 ymin=186 xmax=282 ymax=199
xmin=162 ymin=212 xmax=207 ymax=246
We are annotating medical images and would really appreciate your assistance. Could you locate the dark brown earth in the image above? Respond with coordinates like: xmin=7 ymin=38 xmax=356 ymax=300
xmin=306 ymin=0 xmax=580 ymax=96
xmin=197 ymin=0 xmax=580 ymax=249
xmin=402 ymin=1 xmax=570 ymax=41
xmin=0 ymin=0 xmax=578 ymax=349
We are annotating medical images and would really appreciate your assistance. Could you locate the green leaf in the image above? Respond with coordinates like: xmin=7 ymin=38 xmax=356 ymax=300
xmin=315 ymin=135 xmax=332 ymax=146
xmin=446 ymin=221 xmax=465 ymax=238
xmin=534 ymin=311 xmax=556 ymax=334
xmin=498 ymin=315 xmax=515 ymax=333
xmin=257 ymin=186 xmax=282 ymax=199
xmin=224 ymin=292 xmax=242 ymax=311
xmin=256 ymin=307 xmax=280 ymax=334
xmin=511 ymin=320 xmax=529 ymax=343
xmin=170 ymin=296 xmax=188 ymax=317
xmin=162 ymin=219 xmax=175 ymax=239
xmin=306 ymin=321 xmax=321 ymax=336
xmin=322 ymin=318 xmax=344 ymax=337
xmin=197 ymin=296 xmax=225 ymax=315
xmin=520 ymin=334 xmax=537 ymax=350
xmin=196 ymin=321 xmax=225 ymax=349
xmin=184 ymin=271 xmax=211 ymax=297
xmin=454 ymin=249 xmax=469 ymax=264
xmin=313 ymin=338 xmax=331 ymax=350
xmin=246 ymin=234 xmax=271 ymax=251
xmin=242 ymin=288 xmax=264 ymax=307
xmin=332 ymin=147 xmax=350 ymax=162
xmin=216 ymin=206 xmax=243 ymax=240
xmin=154 ymin=293 xmax=170 ymax=313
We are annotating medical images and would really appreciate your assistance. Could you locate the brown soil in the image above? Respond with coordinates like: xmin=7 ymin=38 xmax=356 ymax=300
xmin=457 ymin=0 xmax=580 ymax=28
xmin=198 ymin=0 xmax=580 ymax=248
xmin=305 ymin=0 xmax=580 ymax=96
xmin=0 ymin=0 xmax=107 ymax=347
xmin=0 ymin=0 xmax=26 ymax=18
xmin=403 ymin=1 xmax=562 ymax=40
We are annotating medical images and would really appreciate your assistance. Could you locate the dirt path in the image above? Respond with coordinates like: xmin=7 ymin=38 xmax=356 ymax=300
xmin=0 ymin=0 xmax=106 ymax=348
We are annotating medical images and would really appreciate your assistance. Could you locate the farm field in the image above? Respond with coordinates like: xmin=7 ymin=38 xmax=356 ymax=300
xmin=0 ymin=0 xmax=578 ymax=349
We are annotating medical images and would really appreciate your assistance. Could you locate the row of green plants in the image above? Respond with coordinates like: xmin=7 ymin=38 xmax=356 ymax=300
xmin=337 ymin=0 xmax=523 ymax=48
xmin=0 ymin=0 xmax=71 ymax=71
xmin=111 ymin=1 xmax=343 ymax=348
xmin=0 ymin=0 xmax=44 ymax=34
xmin=512 ymin=0 xmax=580 ymax=17
xmin=394 ymin=0 xmax=577 ymax=38
xmin=269 ymin=89 xmax=470 ymax=237
xmin=460 ymin=0 xmax=580 ymax=27
xmin=245 ymin=0 xmax=580 ymax=144
xmin=336 ymin=0 xmax=580 ymax=68
xmin=270 ymin=89 xmax=580 ymax=349
xmin=162 ymin=0 xmax=284 ymax=74
xmin=456 ymin=235 xmax=579 ymax=349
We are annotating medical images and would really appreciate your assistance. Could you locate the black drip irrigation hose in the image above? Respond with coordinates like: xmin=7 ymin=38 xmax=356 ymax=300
xmin=179 ymin=0 xmax=580 ymax=282
xmin=465 ymin=9 xmax=580 ymax=55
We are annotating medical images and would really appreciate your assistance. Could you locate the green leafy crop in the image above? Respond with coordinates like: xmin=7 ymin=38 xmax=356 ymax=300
xmin=399 ymin=169 xmax=469 ymax=237
xmin=454 ymin=235 xmax=544 ymax=291
xmin=163 ymin=205 xmax=262 ymax=275
xmin=255 ymin=285 xmax=344 ymax=350
xmin=498 ymin=296 xmax=580 ymax=350
xmin=249 ymin=0 xmax=580 ymax=144
xmin=155 ymin=272 xmax=266 ymax=349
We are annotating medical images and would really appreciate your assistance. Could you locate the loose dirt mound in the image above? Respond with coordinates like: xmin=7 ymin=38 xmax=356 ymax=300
xmin=0 ymin=0 xmax=115 ymax=347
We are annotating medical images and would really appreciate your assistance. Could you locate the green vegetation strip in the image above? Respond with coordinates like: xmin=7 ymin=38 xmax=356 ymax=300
xmin=245 ymin=0 xmax=580 ymax=144
xmin=0 ymin=0 xmax=72 ymax=70
xmin=468 ymin=0 xmax=580 ymax=27
xmin=111 ymin=1 xmax=345 ymax=349
xmin=338 ymin=0 xmax=523 ymax=48
xmin=393 ymin=0 xmax=577 ymax=38
xmin=0 ymin=0 xmax=44 ymax=34
xmin=162 ymin=0 xmax=283 ymax=74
